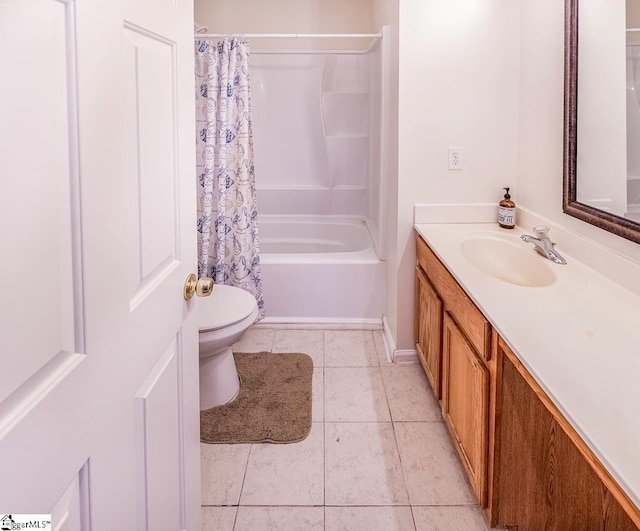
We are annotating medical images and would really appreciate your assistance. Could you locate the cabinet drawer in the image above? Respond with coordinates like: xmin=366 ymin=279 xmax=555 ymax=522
xmin=416 ymin=234 xmax=491 ymax=360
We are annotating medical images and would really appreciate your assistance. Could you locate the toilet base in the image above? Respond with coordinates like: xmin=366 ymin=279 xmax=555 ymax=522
xmin=199 ymin=346 xmax=240 ymax=410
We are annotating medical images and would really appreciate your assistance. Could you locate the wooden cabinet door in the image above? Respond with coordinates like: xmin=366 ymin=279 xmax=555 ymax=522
xmin=442 ymin=313 xmax=489 ymax=506
xmin=496 ymin=341 xmax=639 ymax=530
xmin=415 ymin=266 xmax=443 ymax=398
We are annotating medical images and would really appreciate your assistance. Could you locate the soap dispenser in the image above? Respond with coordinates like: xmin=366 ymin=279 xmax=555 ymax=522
xmin=498 ymin=187 xmax=516 ymax=229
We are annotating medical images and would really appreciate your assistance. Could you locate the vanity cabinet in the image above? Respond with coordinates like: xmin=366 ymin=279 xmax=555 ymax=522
xmin=415 ymin=234 xmax=493 ymax=506
xmin=414 ymin=231 xmax=640 ymax=529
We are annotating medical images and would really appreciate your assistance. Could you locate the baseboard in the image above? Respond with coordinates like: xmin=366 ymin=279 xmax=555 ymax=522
xmin=255 ymin=317 xmax=417 ymax=363
xmin=393 ymin=349 xmax=419 ymax=363
xmin=381 ymin=316 xmax=396 ymax=362
xmin=382 ymin=317 xmax=419 ymax=363
xmin=255 ymin=317 xmax=383 ymax=329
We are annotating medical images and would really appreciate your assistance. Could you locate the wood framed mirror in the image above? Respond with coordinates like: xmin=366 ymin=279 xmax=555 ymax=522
xmin=563 ymin=0 xmax=640 ymax=244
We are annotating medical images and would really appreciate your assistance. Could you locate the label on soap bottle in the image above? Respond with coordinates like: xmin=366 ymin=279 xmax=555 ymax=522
xmin=498 ymin=206 xmax=515 ymax=227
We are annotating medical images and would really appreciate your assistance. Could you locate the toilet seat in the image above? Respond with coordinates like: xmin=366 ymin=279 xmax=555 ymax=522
xmin=198 ymin=284 xmax=258 ymax=332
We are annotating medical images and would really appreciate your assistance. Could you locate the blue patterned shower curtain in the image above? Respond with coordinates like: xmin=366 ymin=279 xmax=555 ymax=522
xmin=195 ymin=36 xmax=264 ymax=318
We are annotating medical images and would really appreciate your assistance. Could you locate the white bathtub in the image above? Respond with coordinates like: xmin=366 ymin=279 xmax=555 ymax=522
xmin=258 ymin=216 xmax=384 ymax=323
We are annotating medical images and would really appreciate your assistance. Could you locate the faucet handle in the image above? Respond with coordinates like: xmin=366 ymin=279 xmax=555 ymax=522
xmin=533 ymin=225 xmax=550 ymax=238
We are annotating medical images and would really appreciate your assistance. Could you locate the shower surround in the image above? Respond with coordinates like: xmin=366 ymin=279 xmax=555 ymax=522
xmin=249 ymin=39 xmax=386 ymax=322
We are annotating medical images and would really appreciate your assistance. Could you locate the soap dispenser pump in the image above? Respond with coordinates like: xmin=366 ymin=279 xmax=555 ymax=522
xmin=498 ymin=187 xmax=516 ymax=229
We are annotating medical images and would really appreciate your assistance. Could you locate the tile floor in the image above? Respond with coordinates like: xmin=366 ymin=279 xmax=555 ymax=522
xmin=201 ymin=328 xmax=491 ymax=531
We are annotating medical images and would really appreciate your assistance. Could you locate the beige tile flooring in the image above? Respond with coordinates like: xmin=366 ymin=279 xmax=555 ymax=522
xmin=201 ymin=328 xmax=491 ymax=531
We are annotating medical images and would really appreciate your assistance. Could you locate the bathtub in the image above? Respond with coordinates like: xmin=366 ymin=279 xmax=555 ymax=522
xmin=258 ymin=216 xmax=384 ymax=323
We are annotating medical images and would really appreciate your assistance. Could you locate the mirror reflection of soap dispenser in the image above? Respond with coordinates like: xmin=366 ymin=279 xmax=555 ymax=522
xmin=498 ymin=187 xmax=516 ymax=229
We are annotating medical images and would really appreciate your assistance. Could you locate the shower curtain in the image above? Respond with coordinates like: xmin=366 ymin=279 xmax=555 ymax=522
xmin=195 ymin=35 xmax=264 ymax=318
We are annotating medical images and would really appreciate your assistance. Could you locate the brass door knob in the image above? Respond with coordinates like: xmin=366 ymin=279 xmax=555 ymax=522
xmin=196 ymin=276 xmax=214 ymax=297
xmin=184 ymin=274 xmax=214 ymax=300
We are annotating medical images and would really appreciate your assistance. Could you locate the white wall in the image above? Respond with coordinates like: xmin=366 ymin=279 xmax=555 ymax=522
xmin=517 ymin=0 xmax=640 ymax=263
xmin=515 ymin=0 xmax=564 ymax=225
xmin=393 ymin=0 xmax=521 ymax=350
xmin=195 ymin=0 xmax=374 ymax=50
xmin=628 ymin=0 xmax=640 ymax=31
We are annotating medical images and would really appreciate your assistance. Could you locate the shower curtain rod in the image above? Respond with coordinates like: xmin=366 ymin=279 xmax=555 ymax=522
xmin=194 ymin=32 xmax=382 ymax=39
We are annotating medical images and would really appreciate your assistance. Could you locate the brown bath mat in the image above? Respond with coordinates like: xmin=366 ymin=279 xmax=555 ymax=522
xmin=200 ymin=352 xmax=313 ymax=444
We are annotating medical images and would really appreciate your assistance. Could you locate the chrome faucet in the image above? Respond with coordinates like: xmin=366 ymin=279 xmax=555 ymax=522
xmin=520 ymin=225 xmax=567 ymax=265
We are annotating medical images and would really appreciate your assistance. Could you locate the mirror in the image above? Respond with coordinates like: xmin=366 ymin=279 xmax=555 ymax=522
xmin=563 ymin=0 xmax=640 ymax=244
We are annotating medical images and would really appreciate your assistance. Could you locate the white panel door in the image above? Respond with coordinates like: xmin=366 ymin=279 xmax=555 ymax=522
xmin=0 ymin=0 xmax=200 ymax=528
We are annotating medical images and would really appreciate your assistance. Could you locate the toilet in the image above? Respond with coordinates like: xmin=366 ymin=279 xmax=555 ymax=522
xmin=198 ymin=284 xmax=259 ymax=410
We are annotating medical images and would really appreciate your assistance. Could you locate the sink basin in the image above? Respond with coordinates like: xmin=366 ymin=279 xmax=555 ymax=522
xmin=460 ymin=236 xmax=556 ymax=287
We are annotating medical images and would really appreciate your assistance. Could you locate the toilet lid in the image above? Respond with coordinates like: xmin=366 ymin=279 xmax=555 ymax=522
xmin=198 ymin=284 xmax=258 ymax=332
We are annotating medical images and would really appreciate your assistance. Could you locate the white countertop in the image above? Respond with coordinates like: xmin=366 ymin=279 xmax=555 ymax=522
xmin=414 ymin=222 xmax=640 ymax=509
